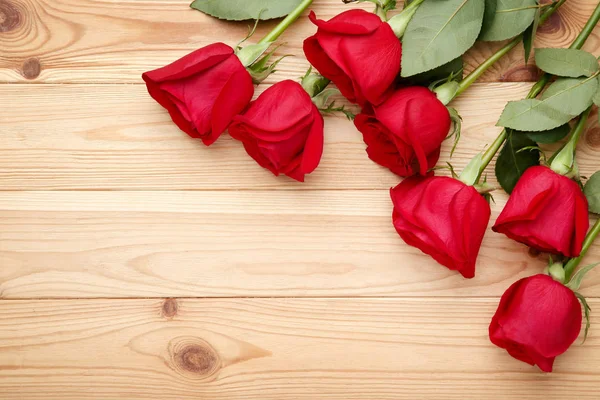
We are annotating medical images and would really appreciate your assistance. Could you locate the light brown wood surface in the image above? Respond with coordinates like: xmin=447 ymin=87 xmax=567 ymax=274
xmin=1 ymin=0 xmax=600 ymax=83
xmin=1 ymin=0 xmax=600 ymax=398
xmin=1 ymin=298 xmax=600 ymax=400
xmin=1 ymin=189 xmax=599 ymax=299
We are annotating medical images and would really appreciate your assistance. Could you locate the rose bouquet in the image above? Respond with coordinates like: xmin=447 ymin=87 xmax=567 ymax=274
xmin=143 ymin=0 xmax=600 ymax=374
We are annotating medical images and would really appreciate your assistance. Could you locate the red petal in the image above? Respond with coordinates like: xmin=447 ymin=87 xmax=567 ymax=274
xmin=571 ymin=189 xmax=590 ymax=256
xmin=339 ymin=22 xmax=401 ymax=105
xmin=142 ymin=42 xmax=234 ymax=82
xmin=304 ymin=35 xmax=357 ymax=103
xmin=493 ymin=166 xmax=588 ymax=257
xmin=210 ymin=66 xmax=254 ymax=145
xmin=144 ymin=80 xmax=196 ymax=136
xmin=496 ymin=275 xmax=582 ymax=359
xmin=308 ymin=9 xmax=382 ymax=35
xmin=300 ymin=108 xmax=325 ymax=175
xmin=390 ymin=176 xmax=489 ymax=278
xmin=234 ymin=80 xmax=313 ymax=133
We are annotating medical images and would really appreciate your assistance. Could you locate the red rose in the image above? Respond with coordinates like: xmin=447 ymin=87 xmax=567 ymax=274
xmin=303 ymin=9 xmax=401 ymax=106
xmin=142 ymin=42 xmax=254 ymax=146
xmin=391 ymin=175 xmax=490 ymax=278
xmin=229 ymin=80 xmax=324 ymax=182
xmin=493 ymin=166 xmax=589 ymax=257
xmin=490 ymin=274 xmax=582 ymax=372
xmin=355 ymin=87 xmax=451 ymax=177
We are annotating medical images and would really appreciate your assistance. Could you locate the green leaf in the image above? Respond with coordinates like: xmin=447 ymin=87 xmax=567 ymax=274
xmin=575 ymin=292 xmax=592 ymax=343
xmin=401 ymin=0 xmax=485 ymax=77
xmin=522 ymin=7 xmax=540 ymax=64
xmin=481 ymin=0 xmax=497 ymax=37
xmin=478 ymin=0 xmax=537 ymax=41
xmin=497 ymin=76 xmax=599 ymax=131
xmin=401 ymin=57 xmax=464 ymax=86
xmin=593 ymin=77 xmax=600 ymax=107
xmin=495 ymin=131 xmax=540 ymax=193
xmin=540 ymin=76 xmax=599 ymax=114
xmin=190 ymin=0 xmax=303 ymax=20
xmin=519 ymin=124 xmax=570 ymax=144
xmin=584 ymin=170 xmax=600 ymax=214
xmin=534 ymin=48 xmax=599 ymax=78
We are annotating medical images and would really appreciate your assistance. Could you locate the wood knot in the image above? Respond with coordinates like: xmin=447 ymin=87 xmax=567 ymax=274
xmin=161 ymin=298 xmax=178 ymax=319
xmin=168 ymin=336 xmax=221 ymax=379
xmin=537 ymin=12 xmax=561 ymax=35
xmin=0 ymin=0 xmax=22 ymax=33
xmin=501 ymin=64 xmax=541 ymax=82
xmin=585 ymin=126 xmax=600 ymax=149
xmin=21 ymin=58 xmax=41 ymax=80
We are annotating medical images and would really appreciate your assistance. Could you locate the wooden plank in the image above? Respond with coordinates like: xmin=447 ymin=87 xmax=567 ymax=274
xmin=1 ymin=0 xmax=599 ymax=83
xmin=0 ymin=298 xmax=599 ymax=399
xmin=1 ymin=190 xmax=598 ymax=298
xmin=1 ymin=83 xmax=599 ymax=190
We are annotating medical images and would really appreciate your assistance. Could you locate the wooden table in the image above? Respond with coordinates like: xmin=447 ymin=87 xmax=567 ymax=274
xmin=1 ymin=0 xmax=600 ymax=398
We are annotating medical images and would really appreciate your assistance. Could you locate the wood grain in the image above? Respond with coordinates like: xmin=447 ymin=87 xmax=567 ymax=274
xmin=0 ymin=298 xmax=599 ymax=399
xmin=1 ymin=0 xmax=600 ymax=83
xmin=1 ymin=190 xmax=598 ymax=298
xmin=2 ymin=0 xmax=600 ymax=395
xmin=1 ymin=83 xmax=600 ymax=190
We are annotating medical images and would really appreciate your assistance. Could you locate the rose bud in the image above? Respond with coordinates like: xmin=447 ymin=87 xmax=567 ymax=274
xmin=355 ymin=86 xmax=451 ymax=177
xmin=390 ymin=174 xmax=491 ymax=278
xmin=303 ymin=9 xmax=402 ymax=106
xmin=142 ymin=43 xmax=254 ymax=146
xmin=490 ymin=274 xmax=582 ymax=372
xmin=493 ymin=166 xmax=589 ymax=257
xmin=228 ymin=79 xmax=324 ymax=182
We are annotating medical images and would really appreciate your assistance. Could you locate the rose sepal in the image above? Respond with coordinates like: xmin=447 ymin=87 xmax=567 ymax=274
xmin=246 ymin=45 xmax=290 ymax=84
xmin=236 ymin=42 xmax=273 ymax=67
xmin=432 ymin=81 xmax=460 ymax=106
xmin=387 ymin=0 xmax=425 ymax=37
xmin=574 ymin=292 xmax=592 ymax=342
xmin=301 ymin=67 xmax=331 ymax=98
xmin=566 ymin=262 xmax=600 ymax=291
xmin=547 ymin=262 xmax=567 ymax=284
xmin=313 ymin=88 xmax=355 ymax=120
xmin=459 ymin=152 xmax=483 ymax=186
xmin=446 ymin=107 xmax=462 ymax=156
xmin=343 ymin=0 xmax=397 ymax=20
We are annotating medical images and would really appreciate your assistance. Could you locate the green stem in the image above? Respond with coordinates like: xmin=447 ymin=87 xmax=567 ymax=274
xmin=565 ymin=219 xmax=600 ymax=281
xmin=475 ymin=0 xmax=600 ymax=180
xmin=476 ymin=74 xmax=552 ymax=180
xmin=550 ymin=105 xmax=592 ymax=175
xmin=569 ymin=1 xmax=600 ymax=50
xmin=454 ymin=37 xmax=521 ymax=98
xmin=566 ymin=106 xmax=591 ymax=147
xmin=455 ymin=0 xmax=565 ymax=98
xmin=258 ymin=0 xmax=313 ymax=44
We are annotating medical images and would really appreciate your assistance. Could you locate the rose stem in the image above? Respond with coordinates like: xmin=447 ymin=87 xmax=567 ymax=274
xmin=564 ymin=219 xmax=600 ymax=281
xmin=454 ymin=0 xmax=566 ymax=99
xmin=474 ymin=1 xmax=600 ymax=181
xmin=549 ymin=105 xmax=592 ymax=173
xmin=258 ymin=0 xmax=314 ymax=44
